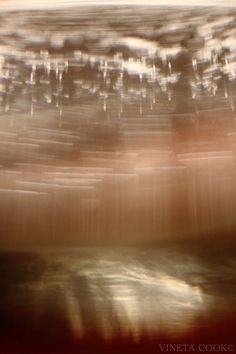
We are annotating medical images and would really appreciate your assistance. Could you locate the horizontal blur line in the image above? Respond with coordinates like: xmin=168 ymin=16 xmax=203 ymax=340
xmin=0 ymin=188 xmax=48 ymax=196
xmin=1 ymin=0 xmax=236 ymax=12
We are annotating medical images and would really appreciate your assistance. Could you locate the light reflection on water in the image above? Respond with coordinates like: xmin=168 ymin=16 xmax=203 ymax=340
xmin=17 ymin=246 xmax=234 ymax=340
xmin=1 ymin=245 xmax=236 ymax=351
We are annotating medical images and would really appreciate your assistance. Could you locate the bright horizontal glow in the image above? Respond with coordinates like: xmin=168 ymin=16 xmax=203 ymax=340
xmin=1 ymin=0 xmax=236 ymax=11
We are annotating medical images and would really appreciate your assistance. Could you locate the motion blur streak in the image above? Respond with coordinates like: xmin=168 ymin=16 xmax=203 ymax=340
xmin=1 ymin=5 xmax=236 ymax=246
xmin=1 ymin=3 xmax=236 ymax=353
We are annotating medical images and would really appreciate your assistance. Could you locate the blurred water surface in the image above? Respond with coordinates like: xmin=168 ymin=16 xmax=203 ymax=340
xmin=1 ymin=245 xmax=236 ymax=351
